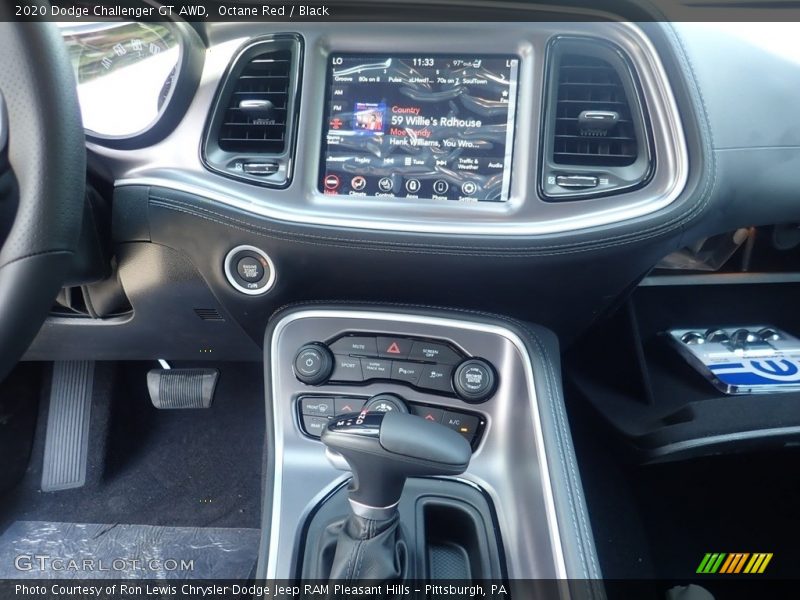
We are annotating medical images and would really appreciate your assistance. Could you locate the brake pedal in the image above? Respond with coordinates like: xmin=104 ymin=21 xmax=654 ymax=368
xmin=146 ymin=368 xmax=218 ymax=409
xmin=41 ymin=361 xmax=95 ymax=492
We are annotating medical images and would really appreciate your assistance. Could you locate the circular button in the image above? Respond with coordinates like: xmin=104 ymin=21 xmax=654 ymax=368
xmin=461 ymin=181 xmax=478 ymax=196
xmin=294 ymin=343 xmax=334 ymax=386
xmin=236 ymin=256 xmax=265 ymax=282
xmin=378 ymin=177 xmax=393 ymax=192
xmin=405 ymin=178 xmax=421 ymax=194
xmin=324 ymin=174 xmax=340 ymax=191
xmin=364 ymin=393 xmax=408 ymax=414
xmin=351 ymin=175 xmax=367 ymax=191
xmin=453 ymin=358 xmax=497 ymax=403
xmin=433 ymin=179 xmax=449 ymax=195
xmin=224 ymin=245 xmax=277 ymax=296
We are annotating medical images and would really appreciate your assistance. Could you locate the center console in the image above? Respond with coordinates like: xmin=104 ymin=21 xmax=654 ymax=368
xmin=257 ymin=305 xmax=602 ymax=588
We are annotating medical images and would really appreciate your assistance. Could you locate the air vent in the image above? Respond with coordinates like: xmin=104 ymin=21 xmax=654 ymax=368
xmin=203 ymin=34 xmax=302 ymax=188
xmin=218 ymin=48 xmax=291 ymax=154
xmin=541 ymin=38 xmax=652 ymax=200
xmin=194 ymin=308 xmax=225 ymax=322
xmin=553 ymin=54 xmax=637 ymax=167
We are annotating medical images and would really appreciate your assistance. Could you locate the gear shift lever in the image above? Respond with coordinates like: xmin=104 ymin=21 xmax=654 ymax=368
xmin=318 ymin=409 xmax=471 ymax=582
xmin=322 ymin=409 xmax=472 ymax=518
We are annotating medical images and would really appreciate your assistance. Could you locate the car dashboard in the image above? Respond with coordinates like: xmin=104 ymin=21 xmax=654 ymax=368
xmin=5 ymin=1 xmax=800 ymax=590
xmin=24 ymin=5 xmax=800 ymax=366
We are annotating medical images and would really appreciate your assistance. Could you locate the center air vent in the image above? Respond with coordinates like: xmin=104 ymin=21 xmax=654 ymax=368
xmin=554 ymin=54 xmax=637 ymax=167
xmin=541 ymin=38 xmax=651 ymax=201
xmin=203 ymin=34 xmax=303 ymax=188
xmin=218 ymin=48 xmax=291 ymax=154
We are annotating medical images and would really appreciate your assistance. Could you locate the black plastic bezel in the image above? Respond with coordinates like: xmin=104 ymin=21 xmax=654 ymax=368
xmin=538 ymin=35 xmax=656 ymax=202
xmin=317 ymin=52 xmax=521 ymax=202
xmin=201 ymin=33 xmax=304 ymax=189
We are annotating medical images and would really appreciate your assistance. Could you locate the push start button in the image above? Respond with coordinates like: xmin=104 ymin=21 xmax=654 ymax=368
xmin=237 ymin=256 xmax=265 ymax=282
xmin=224 ymin=245 xmax=276 ymax=295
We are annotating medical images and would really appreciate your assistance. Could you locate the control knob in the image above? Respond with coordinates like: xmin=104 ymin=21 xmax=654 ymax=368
xmin=293 ymin=342 xmax=334 ymax=386
xmin=453 ymin=358 xmax=497 ymax=403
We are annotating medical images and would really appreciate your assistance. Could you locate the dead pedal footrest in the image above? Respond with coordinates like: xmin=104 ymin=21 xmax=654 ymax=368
xmin=146 ymin=368 xmax=219 ymax=409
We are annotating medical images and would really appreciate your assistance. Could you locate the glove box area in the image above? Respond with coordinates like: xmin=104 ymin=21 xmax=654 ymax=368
xmin=566 ymin=280 xmax=800 ymax=463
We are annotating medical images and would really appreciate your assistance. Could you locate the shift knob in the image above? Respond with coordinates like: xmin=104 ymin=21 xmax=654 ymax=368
xmin=321 ymin=410 xmax=471 ymax=517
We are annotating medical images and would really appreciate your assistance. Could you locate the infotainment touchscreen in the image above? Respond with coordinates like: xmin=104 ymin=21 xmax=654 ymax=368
xmin=320 ymin=55 xmax=519 ymax=202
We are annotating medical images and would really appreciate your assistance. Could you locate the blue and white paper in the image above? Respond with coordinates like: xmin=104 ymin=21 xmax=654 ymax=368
xmin=668 ymin=326 xmax=800 ymax=394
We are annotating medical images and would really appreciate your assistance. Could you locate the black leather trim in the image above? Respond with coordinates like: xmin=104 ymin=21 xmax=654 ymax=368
xmin=262 ymin=301 xmax=604 ymax=585
xmin=325 ymin=513 xmax=407 ymax=582
xmin=0 ymin=21 xmax=85 ymax=264
xmin=149 ymin=187 xmax=692 ymax=258
xmin=0 ymin=20 xmax=85 ymax=381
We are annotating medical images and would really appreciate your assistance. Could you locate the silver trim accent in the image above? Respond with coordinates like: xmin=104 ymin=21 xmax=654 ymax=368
xmin=106 ymin=21 xmax=687 ymax=236
xmin=650 ymin=426 xmax=800 ymax=460
xmin=0 ymin=92 xmax=7 ymax=158
xmin=264 ymin=309 xmax=567 ymax=580
xmin=640 ymin=272 xmax=800 ymax=287
xmin=348 ymin=498 xmax=400 ymax=521
xmin=239 ymin=99 xmax=273 ymax=111
xmin=223 ymin=244 xmax=277 ymax=295
xmin=201 ymin=34 xmax=302 ymax=189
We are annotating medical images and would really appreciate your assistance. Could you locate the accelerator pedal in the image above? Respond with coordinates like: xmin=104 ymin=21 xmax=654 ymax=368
xmin=147 ymin=367 xmax=218 ymax=409
xmin=41 ymin=361 xmax=95 ymax=492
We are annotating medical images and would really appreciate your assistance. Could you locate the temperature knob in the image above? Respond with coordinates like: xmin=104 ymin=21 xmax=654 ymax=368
xmin=363 ymin=393 xmax=409 ymax=414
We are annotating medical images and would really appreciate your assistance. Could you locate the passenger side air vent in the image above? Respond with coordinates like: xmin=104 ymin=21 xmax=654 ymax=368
xmin=541 ymin=38 xmax=651 ymax=200
xmin=553 ymin=54 xmax=637 ymax=167
xmin=217 ymin=48 xmax=291 ymax=154
xmin=203 ymin=35 xmax=303 ymax=188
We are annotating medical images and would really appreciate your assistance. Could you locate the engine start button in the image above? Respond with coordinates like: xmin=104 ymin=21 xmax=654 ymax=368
xmin=224 ymin=245 xmax=276 ymax=295
xmin=237 ymin=256 xmax=265 ymax=282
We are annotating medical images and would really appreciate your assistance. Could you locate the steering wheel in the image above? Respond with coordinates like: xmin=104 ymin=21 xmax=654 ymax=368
xmin=0 ymin=19 xmax=86 ymax=382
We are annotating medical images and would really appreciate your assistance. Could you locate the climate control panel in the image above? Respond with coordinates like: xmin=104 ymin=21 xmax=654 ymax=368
xmin=297 ymin=392 xmax=484 ymax=448
xmin=292 ymin=333 xmax=498 ymax=403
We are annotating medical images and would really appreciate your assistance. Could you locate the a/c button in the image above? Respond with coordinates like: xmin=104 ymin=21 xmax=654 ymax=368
xmin=442 ymin=411 xmax=479 ymax=439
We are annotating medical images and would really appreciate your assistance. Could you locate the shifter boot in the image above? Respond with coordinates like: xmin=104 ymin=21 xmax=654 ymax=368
xmin=327 ymin=513 xmax=408 ymax=582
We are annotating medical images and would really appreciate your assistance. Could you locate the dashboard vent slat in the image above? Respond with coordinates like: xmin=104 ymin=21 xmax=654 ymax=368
xmin=552 ymin=54 xmax=638 ymax=167
xmin=194 ymin=308 xmax=225 ymax=322
xmin=217 ymin=48 xmax=292 ymax=154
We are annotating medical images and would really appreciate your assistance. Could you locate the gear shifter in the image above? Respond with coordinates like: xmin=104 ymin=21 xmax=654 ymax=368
xmin=322 ymin=409 xmax=472 ymax=517
xmin=319 ymin=408 xmax=472 ymax=581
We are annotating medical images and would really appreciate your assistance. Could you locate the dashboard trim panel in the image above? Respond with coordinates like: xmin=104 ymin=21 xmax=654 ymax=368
xmin=262 ymin=308 xmax=568 ymax=580
xmin=201 ymin=33 xmax=304 ymax=188
xmin=107 ymin=20 xmax=687 ymax=236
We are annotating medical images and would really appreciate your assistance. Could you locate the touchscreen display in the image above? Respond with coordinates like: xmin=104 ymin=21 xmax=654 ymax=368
xmin=320 ymin=55 xmax=519 ymax=202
